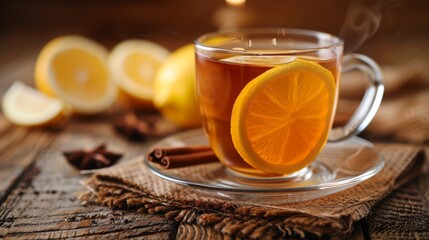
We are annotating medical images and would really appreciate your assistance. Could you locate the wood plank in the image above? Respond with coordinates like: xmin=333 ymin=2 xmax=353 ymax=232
xmin=0 ymin=44 xmax=48 ymax=201
xmin=0 ymin=133 xmax=178 ymax=239
xmin=0 ymin=125 xmax=56 ymax=202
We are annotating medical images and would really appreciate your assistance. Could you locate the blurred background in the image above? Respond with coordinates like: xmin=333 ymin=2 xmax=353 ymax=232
xmin=0 ymin=0 xmax=428 ymax=56
xmin=0 ymin=0 xmax=428 ymax=142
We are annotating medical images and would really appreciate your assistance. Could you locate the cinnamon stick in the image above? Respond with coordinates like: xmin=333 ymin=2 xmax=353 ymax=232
xmin=147 ymin=146 xmax=213 ymax=162
xmin=147 ymin=146 xmax=218 ymax=169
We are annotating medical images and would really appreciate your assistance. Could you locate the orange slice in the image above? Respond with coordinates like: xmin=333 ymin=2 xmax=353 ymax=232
xmin=231 ymin=58 xmax=336 ymax=174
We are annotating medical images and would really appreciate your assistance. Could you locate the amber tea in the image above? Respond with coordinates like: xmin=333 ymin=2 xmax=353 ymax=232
xmin=195 ymin=29 xmax=383 ymax=177
xmin=196 ymin=51 xmax=339 ymax=175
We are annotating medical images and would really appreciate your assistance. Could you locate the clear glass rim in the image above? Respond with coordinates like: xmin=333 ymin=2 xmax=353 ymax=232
xmin=195 ymin=28 xmax=344 ymax=55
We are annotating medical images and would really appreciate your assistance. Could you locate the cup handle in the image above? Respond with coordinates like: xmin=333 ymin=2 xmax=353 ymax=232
xmin=328 ymin=53 xmax=384 ymax=142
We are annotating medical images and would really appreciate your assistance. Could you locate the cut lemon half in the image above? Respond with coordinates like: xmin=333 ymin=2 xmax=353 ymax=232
xmin=35 ymin=35 xmax=116 ymax=114
xmin=231 ymin=58 xmax=336 ymax=174
xmin=2 ymin=82 xmax=70 ymax=127
xmin=108 ymin=39 xmax=170 ymax=108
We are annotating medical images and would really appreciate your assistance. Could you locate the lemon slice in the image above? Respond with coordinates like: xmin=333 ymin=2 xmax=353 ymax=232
xmin=35 ymin=35 xmax=116 ymax=114
xmin=2 ymin=82 xmax=70 ymax=127
xmin=108 ymin=39 xmax=170 ymax=107
xmin=231 ymin=58 xmax=336 ymax=174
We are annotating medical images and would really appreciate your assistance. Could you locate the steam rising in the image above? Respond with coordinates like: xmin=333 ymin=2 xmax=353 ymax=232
xmin=339 ymin=0 xmax=403 ymax=52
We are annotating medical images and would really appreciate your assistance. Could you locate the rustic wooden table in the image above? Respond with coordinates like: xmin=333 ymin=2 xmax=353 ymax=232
xmin=0 ymin=124 xmax=178 ymax=239
xmin=0 ymin=42 xmax=181 ymax=239
xmin=0 ymin=36 xmax=427 ymax=240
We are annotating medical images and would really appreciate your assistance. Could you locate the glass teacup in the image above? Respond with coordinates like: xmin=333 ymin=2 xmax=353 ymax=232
xmin=195 ymin=28 xmax=384 ymax=177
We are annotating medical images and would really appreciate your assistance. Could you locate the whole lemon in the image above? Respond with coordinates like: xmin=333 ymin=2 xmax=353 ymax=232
xmin=153 ymin=44 xmax=201 ymax=128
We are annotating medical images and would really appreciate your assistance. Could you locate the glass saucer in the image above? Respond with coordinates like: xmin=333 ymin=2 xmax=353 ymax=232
xmin=145 ymin=129 xmax=384 ymax=203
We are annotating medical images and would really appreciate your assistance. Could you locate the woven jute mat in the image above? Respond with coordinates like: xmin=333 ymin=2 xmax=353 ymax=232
xmin=367 ymin=166 xmax=429 ymax=240
xmin=80 ymin=143 xmax=425 ymax=239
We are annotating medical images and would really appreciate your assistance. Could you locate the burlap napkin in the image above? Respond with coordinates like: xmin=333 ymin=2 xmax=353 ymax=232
xmin=80 ymin=143 xmax=424 ymax=239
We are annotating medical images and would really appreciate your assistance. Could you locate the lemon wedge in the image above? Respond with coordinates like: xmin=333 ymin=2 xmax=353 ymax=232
xmin=108 ymin=39 xmax=170 ymax=108
xmin=2 ymin=82 xmax=70 ymax=127
xmin=35 ymin=35 xmax=116 ymax=114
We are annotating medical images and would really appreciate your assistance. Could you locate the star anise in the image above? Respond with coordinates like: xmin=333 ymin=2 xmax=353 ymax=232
xmin=112 ymin=112 xmax=153 ymax=141
xmin=63 ymin=143 xmax=123 ymax=170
